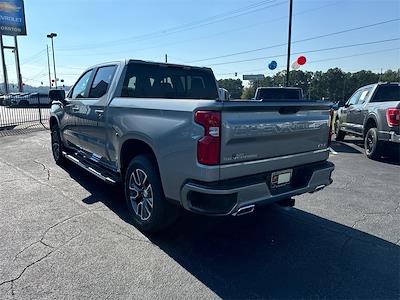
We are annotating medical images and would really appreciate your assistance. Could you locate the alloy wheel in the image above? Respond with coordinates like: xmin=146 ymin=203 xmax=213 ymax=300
xmin=129 ymin=168 xmax=153 ymax=221
xmin=366 ymin=132 xmax=374 ymax=154
xmin=52 ymin=131 xmax=61 ymax=161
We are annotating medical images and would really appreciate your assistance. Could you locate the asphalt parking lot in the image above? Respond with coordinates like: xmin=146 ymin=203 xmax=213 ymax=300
xmin=0 ymin=130 xmax=399 ymax=299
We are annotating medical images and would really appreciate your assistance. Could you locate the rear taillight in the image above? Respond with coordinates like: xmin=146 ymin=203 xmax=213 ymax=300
xmin=387 ymin=108 xmax=400 ymax=127
xmin=195 ymin=110 xmax=221 ymax=165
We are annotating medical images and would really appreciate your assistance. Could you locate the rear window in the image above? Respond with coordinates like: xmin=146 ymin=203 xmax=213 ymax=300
xmin=256 ymin=88 xmax=302 ymax=100
xmin=121 ymin=63 xmax=218 ymax=100
xmin=372 ymin=85 xmax=400 ymax=102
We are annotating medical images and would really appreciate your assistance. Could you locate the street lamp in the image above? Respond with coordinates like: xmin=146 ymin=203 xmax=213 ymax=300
xmin=47 ymin=33 xmax=58 ymax=88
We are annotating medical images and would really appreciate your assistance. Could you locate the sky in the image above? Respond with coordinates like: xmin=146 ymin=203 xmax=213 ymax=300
xmin=4 ymin=0 xmax=400 ymax=86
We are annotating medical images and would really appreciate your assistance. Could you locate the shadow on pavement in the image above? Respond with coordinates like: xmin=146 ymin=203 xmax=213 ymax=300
xmin=330 ymin=141 xmax=362 ymax=154
xmin=374 ymin=149 xmax=400 ymax=165
xmin=331 ymin=139 xmax=399 ymax=166
xmin=64 ymin=163 xmax=400 ymax=299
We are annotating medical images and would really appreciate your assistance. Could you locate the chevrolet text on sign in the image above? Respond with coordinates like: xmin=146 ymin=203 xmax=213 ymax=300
xmin=0 ymin=0 xmax=26 ymax=36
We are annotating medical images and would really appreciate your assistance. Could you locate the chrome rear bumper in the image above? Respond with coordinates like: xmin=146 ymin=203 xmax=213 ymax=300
xmin=180 ymin=161 xmax=334 ymax=216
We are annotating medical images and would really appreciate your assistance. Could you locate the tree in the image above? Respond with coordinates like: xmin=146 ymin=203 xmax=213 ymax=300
xmin=380 ymin=69 xmax=400 ymax=82
xmin=287 ymin=70 xmax=313 ymax=98
xmin=239 ymin=68 xmax=398 ymax=101
xmin=322 ymin=68 xmax=346 ymax=101
xmin=217 ymin=79 xmax=243 ymax=99
xmin=241 ymin=87 xmax=255 ymax=99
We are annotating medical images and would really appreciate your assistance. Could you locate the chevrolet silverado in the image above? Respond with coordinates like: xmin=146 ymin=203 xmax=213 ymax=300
xmin=49 ymin=60 xmax=334 ymax=232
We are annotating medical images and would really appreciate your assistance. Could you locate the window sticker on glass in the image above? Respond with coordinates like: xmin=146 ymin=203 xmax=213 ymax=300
xmin=360 ymin=90 xmax=369 ymax=102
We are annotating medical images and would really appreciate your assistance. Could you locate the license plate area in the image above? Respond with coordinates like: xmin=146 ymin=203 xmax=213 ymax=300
xmin=270 ymin=169 xmax=292 ymax=188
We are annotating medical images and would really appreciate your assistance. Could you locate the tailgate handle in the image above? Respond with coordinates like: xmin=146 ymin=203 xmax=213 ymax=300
xmin=279 ymin=107 xmax=301 ymax=114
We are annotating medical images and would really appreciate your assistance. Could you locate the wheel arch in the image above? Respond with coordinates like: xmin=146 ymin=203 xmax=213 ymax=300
xmin=49 ymin=116 xmax=60 ymax=130
xmin=119 ymin=138 xmax=160 ymax=179
xmin=363 ymin=114 xmax=378 ymax=138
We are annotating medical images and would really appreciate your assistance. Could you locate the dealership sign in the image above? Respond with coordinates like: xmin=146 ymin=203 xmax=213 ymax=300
xmin=0 ymin=0 xmax=26 ymax=36
xmin=243 ymin=74 xmax=265 ymax=81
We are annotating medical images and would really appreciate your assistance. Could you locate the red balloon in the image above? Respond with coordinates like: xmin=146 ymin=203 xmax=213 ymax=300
xmin=297 ymin=56 xmax=307 ymax=65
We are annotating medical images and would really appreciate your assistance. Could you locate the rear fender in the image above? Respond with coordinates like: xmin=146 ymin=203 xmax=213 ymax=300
xmin=363 ymin=113 xmax=379 ymax=137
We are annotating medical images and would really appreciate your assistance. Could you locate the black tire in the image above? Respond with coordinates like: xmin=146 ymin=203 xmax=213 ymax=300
xmin=364 ymin=127 xmax=383 ymax=159
xmin=124 ymin=155 xmax=179 ymax=233
xmin=335 ymin=120 xmax=346 ymax=141
xmin=51 ymin=126 xmax=66 ymax=166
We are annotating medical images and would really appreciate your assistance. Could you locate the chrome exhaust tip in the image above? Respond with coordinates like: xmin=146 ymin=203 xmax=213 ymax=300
xmin=311 ymin=184 xmax=326 ymax=193
xmin=232 ymin=204 xmax=255 ymax=216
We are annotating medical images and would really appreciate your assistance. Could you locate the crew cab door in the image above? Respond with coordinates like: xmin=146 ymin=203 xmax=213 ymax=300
xmin=340 ymin=89 xmax=362 ymax=133
xmin=74 ymin=65 xmax=117 ymax=166
xmin=62 ymin=69 xmax=95 ymax=149
xmin=351 ymin=86 xmax=373 ymax=134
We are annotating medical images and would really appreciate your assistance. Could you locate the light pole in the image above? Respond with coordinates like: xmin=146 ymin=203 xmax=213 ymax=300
xmin=46 ymin=45 xmax=52 ymax=88
xmin=47 ymin=33 xmax=58 ymax=88
xmin=285 ymin=0 xmax=293 ymax=87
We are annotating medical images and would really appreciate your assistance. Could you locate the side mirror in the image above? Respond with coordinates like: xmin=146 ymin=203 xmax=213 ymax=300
xmin=344 ymin=102 xmax=351 ymax=108
xmin=49 ymin=89 xmax=65 ymax=102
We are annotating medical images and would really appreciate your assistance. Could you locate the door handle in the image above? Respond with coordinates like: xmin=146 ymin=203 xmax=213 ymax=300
xmin=72 ymin=107 xmax=79 ymax=111
xmin=95 ymin=109 xmax=104 ymax=118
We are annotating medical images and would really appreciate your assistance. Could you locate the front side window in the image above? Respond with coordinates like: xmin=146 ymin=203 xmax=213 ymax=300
xmin=89 ymin=66 xmax=117 ymax=98
xmin=71 ymin=70 xmax=93 ymax=99
xmin=358 ymin=87 xmax=373 ymax=104
xmin=347 ymin=90 xmax=362 ymax=105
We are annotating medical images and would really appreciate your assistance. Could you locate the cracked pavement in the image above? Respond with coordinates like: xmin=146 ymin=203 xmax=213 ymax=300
xmin=0 ymin=131 xmax=399 ymax=299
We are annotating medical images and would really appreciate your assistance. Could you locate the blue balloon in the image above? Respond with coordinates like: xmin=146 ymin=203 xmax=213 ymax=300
xmin=268 ymin=60 xmax=277 ymax=70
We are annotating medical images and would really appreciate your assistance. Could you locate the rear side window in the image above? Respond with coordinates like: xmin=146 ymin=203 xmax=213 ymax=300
xmin=121 ymin=63 xmax=218 ymax=100
xmin=89 ymin=65 xmax=117 ymax=98
xmin=372 ymin=85 xmax=400 ymax=102
xmin=71 ymin=70 xmax=93 ymax=99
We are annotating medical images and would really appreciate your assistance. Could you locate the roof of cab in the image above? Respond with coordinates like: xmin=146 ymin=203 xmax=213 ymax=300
xmin=82 ymin=59 xmax=212 ymax=73
xmin=127 ymin=59 xmax=212 ymax=70
xmin=256 ymin=86 xmax=302 ymax=90
xmin=359 ymin=82 xmax=400 ymax=89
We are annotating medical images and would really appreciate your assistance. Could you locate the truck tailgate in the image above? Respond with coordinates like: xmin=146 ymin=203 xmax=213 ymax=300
xmin=219 ymin=101 xmax=331 ymax=179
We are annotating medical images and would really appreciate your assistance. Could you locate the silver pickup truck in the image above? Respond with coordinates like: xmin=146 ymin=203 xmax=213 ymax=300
xmin=335 ymin=82 xmax=400 ymax=159
xmin=49 ymin=60 xmax=334 ymax=232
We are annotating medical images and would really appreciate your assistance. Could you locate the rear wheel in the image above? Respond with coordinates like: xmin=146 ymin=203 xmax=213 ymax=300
xmin=335 ymin=120 xmax=346 ymax=141
xmin=124 ymin=155 xmax=179 ymax=232
xmin=364 ymin=127 xmax=383 ymax=159
xmin=51 ymin=126 xmax=66 ymax=166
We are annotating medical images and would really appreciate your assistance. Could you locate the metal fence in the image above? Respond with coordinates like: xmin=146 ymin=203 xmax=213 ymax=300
xmin=0 ymin=93 xmax=50 ymax=132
